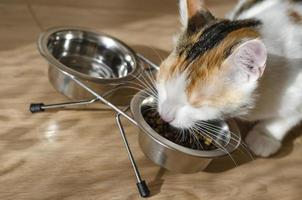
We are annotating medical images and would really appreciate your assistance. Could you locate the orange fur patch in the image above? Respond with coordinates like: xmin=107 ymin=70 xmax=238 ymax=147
xmin=186 ymin=28 xmax=260 ymax=100
xmin=157 ymin=25 xmax=261 ymax=109
xmin=288 ymin=9 xmax=302 ymax=24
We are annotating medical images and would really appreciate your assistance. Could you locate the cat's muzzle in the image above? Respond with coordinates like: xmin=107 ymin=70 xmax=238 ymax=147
xmin=130 ymin=91 xmax=242 ymax=173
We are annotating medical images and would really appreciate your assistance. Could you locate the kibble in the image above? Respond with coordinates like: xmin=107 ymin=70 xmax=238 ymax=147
xmin=142 ymin=107 xmax=217 ymax=151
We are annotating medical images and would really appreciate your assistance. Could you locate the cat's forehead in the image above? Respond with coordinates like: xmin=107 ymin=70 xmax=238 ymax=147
xmin=161 ymin=19 xmax=261 ymax=79
xmin=158 ymin=18 xmax=262 ymax=99
xmin=178 ymin=19 xmax=262 ymax=62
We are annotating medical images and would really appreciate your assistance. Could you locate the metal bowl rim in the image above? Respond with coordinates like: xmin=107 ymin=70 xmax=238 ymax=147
xmin=130 ymin=90 xmax=242 ymax=158
xmin=38 ymin=26 xmax=142 ymax=83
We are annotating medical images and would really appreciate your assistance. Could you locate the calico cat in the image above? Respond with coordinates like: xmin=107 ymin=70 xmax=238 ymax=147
xmin=156 ymin=0 xmax=302 ymax=157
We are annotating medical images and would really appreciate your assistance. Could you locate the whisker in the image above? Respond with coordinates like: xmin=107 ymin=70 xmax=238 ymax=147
xmin=126 ymin=78 xmax=158 ymax=98
xmin=127 ymin=72 xmax=157 ymax=95
xmin=148 ymin=46 xmax=164 ymax=63
xmin=126 ymin=81 xmax=158 ymax=98
xmin=196 ymin=121 xmax=254 ymax=160
xmin=114 ymin=86 xmax=157 ymax=100
xmin=191 ymin=125 xmax=238 ymax=166
xmin=194 ymin=124 xmax=242 ymax=152
xmin=140 ymin=72 xmax=158 ymax=96
xmin=195 ymin=123 xmax=254 ymax=162
xmin=143 ymin=64 xmax=158 ymax=91
xmin=197 ymin=121 xmax=246 ymax=149
xmin=196 ymin=121 xmax=240 ymax=144
xmin=188 ymin=127 xmax=204 ymax=150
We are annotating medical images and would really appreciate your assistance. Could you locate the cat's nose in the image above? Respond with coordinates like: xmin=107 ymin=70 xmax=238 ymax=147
xmin=159 ymin=101 xmax=176 ymax=123
xmin=161 ymin=114 xmax=175 ymax=123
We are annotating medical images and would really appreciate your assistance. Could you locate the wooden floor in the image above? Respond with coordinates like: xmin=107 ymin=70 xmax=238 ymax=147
xmin=0 ymin=0 xmax=302 ymax=199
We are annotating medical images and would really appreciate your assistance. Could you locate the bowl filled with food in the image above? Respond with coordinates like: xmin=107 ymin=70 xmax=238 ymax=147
xmin=131 ymin=90 xmax=241 ymax=173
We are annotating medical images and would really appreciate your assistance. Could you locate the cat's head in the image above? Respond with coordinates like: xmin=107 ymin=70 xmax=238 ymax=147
xmin=156 ymin=0 xmax=267 ymax=129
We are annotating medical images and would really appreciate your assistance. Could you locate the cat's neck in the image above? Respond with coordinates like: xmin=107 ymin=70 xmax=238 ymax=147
xmin=246 ymin=54 xmax=302 ymax=121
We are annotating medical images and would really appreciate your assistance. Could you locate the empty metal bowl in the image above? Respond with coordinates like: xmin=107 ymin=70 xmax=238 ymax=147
xmin=131 ymin=91 xmax=241 ymax=173
xmin=38 ymin=26 xmax=142 ymax=104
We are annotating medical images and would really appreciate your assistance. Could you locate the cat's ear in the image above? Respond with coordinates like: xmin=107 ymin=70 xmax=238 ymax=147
xmin=224 ymin=39 xmax=267 ymax=82
xmin=179 ymin=0 xmax=215 ymax=30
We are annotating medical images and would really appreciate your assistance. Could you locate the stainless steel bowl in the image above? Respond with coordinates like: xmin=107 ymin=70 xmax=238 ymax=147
xmin=131 ymin=91 xmax=241 ymax=173
xmin=38 ymin=26 xmax=142 ymax=105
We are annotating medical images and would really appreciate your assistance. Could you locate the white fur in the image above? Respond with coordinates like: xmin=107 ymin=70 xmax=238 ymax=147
xmin=179 ymin=0 xmax=188 ymax=28
xmin=228 ymin=0 xmax=302 ymax=156
xmin=158 ymin=39 xmax=267 ymax=130
xmin=229 ymin=0 xmax=302 ymax=59
xmin=157 ymin=74 xmax=222 ymax=128
xmin=158 ymin=0 xmax=302 ymax=157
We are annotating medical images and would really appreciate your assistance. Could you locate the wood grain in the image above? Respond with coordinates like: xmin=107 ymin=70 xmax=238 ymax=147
xmin=0 ymin=0 xmax=301 ymax=200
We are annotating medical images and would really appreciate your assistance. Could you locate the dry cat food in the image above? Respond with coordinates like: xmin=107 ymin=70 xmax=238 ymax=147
xmin=142 ymin=107 xmax=217 ymax=151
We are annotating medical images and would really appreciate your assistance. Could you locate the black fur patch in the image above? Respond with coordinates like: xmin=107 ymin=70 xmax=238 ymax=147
xmin=187 ymin=11 xmax=215 ymax=35
xmin=186 ymin=19 xmax=262 ymax=61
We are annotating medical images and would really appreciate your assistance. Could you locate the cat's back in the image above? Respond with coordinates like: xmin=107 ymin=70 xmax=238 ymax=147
xmin=229 ymin=0 xmax=302 ymax=59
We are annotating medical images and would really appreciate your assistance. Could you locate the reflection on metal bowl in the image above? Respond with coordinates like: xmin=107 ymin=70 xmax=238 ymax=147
xmin=38 ymin=26 xmax=142 ymax=105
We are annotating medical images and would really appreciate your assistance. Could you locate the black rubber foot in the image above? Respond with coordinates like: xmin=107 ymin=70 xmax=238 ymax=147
xmin=137 ymin=180 xmax=150 ymax=198
xmin=30 ymin=103 xmax=45 ymax=113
